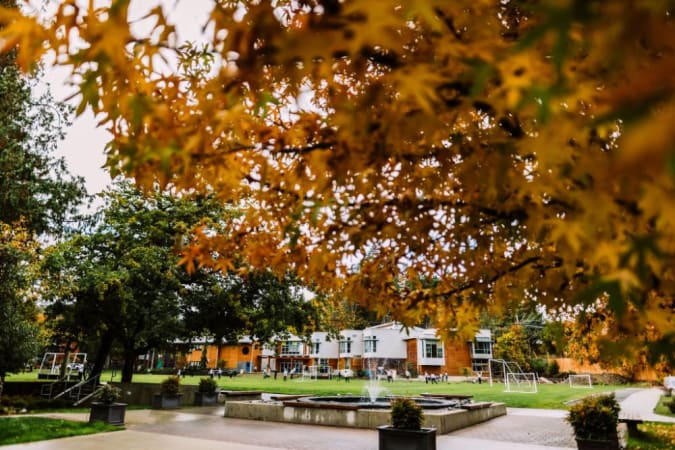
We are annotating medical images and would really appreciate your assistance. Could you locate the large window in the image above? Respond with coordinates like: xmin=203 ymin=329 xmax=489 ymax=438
xmin=311 ymin=342 xmax=320 ymax=354
xmin=281 ymin=341 xmax=301 ymax=355
xmin=339 ymin=338 xmax=352 ymax=353
xmin=473 ymin=341 xmax=491 ymax=355
xmin=424 ymin=340 xmax=443 ymax=358
xmin=364 ymin=337 xmax=377 ymax=353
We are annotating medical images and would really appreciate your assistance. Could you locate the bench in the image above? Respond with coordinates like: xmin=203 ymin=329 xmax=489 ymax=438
xmin=420 ymin=393 xmax=474 ymax=405
xmin=619 ymin=414 xmax=643 ymax=437
xmin=460 ymin=401 xmax=493 ymax=411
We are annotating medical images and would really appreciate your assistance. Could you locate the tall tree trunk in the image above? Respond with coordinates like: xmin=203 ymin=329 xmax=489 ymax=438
xmin=90 ymin=330 xmax=114 ymax=378
xmin=121 ymin=350 xmax=136 ymax=383
xmin=0 ymin=373 xmax=5 ymax=402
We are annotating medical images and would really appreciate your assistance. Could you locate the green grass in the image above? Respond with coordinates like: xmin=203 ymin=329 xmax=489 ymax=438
xmin=7 ymin=371 xmax=633 ymax=409
xmin=654 ymin=395 xmax=675 ymax=417
xmin=626 ymin=422 xmax=675 ymax=450
xmin=0 ymin=417 xmax=121 ymax=445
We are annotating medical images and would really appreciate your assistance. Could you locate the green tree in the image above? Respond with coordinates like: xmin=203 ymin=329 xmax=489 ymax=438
xmin=0 ymin=225 xmax=41 ymax=400
xmin=41 ymin=183 xmax=225 ymax=382
xmin=0 ymin=0 xmax=85 ymax=394
xmin=183 ymin=270 xmax=319 ymax=365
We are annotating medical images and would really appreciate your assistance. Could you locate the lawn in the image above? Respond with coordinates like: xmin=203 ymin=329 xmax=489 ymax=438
xmin=626 ymin=422 xmax=675 ymax=450
xmin=0 ymin=417 xmax=121 ymax=445
xmin=7 ymin=371 xmax=633 ymax=410
xmin=653 ymin=395 xmax=675 ymax=417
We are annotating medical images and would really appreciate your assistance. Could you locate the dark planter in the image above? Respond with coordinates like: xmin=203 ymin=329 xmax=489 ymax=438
xmin=378 ymin=425 xmax=436 ymax=450
xmin=152 ymin=393 xmax=182 ymax=409
xmin=194 ymin=391 xmax=218 ymax=406
xmin=575 ymin=437 xmax=620 ymax=450
xmin=89 ymin=402 xmax=127 ymax=426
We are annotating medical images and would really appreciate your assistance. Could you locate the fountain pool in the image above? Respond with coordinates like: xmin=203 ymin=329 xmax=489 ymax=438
xmin=224 ymin=394 xmax=506 ymax=434
xmin=294 ymin=395 xmax=457 ymax=409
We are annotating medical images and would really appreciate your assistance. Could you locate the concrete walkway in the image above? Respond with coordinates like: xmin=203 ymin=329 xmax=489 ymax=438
xmin=618 ymin=387 xmax=675 ymax=423
xmin=4 ymin=388 xmax=672 ymax=450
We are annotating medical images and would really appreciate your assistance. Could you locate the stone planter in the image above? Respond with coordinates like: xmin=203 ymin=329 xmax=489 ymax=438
xmin=194 ymin=391 xmax=218 ymax=406
xmin=89 ymin=402 xmax=127 ymax=426
xmin=152 ymin=393 xmax=182 ymax=409
xmin=575 ymin=437 xmax=620 ymax=450
xmin=378 ymin=425 xmax=436 ymax=450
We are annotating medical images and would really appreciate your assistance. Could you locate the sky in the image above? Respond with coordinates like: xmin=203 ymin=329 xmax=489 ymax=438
xmin=39 ymin=0 xmax=213 ymax=196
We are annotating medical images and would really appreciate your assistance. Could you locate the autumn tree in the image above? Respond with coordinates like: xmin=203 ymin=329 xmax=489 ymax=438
xmin=4 ymin=0 xmax=673 ymax=368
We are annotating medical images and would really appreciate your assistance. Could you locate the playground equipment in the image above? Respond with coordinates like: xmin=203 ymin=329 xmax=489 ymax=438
xmin=37 ymin=352 xmax=87 ymax=380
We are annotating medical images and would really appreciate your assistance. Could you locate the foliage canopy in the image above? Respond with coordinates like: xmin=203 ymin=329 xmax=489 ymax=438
xmin=2 ymin=0 xmax=673 ymax=366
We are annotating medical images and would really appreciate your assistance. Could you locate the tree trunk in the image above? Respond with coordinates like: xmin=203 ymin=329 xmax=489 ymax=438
xmin=121 ymin=351 xmax=136 ymax=383
xmin=90 ymin=330 xmax=114 ymax=378
xmin=0 ymin=373 xmax=5 ymax=402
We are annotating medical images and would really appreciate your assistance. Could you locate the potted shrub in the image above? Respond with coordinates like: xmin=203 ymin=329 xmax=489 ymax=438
xmin=194 ymin=377 xmax=219 ymax=406
xmin=152 ymin=376 xmax=182 ymax=409
xmin=567 ymin=394 xmax=620 ymax=450
xmin=378 ymin=397 xmax=436 ymax=450
xmin=89 ymin=384 xmax=126 ymax=426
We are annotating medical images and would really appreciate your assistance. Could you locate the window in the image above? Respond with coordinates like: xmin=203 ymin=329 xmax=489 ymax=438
xmin=364 ymin=337 xmax=377 ymax=353
xmin=339 ymin=338 xmax=351 ymax=353
xmin=281 ymin=341 xmax=301 ymax=355
xmin=311 ymin=342 xmax=320 ymax=354
xmin=473 ymin=341 xmax=491 ymax=355
xmin=424 ymin=340 xmax=443 ymax=358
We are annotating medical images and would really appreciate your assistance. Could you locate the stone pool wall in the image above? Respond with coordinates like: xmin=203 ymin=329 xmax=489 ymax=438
xmin=224 ymin=400 xmax=506 ymax=434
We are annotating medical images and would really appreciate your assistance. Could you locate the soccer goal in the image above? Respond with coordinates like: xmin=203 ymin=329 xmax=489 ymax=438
xmin=568 ymin=374 xmax=593 ymax=388
xmin=489 ymin=359 xmax=538 ymax=393
xmin=505 ymin=372 xmax=538 ymax=393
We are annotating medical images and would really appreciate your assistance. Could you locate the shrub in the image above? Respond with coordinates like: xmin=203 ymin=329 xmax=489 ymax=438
xmin=390 ymin=397 xmax=424 ymax=430
xmin=198 ymin=377 xmax=218 ymax=394
xmin=546 ymin=360 xmax=560 ymax=377
xmin=567 ymin=394 xmax=620 ymax=441
xmin=98 ymin=384 xmax=121 ymax=404
xmin=531 ymin=358 xmax=547 ymax=376
xmin=667 ymin=400 xmax=675 ymax=414
xmin=160 ymin=376 xmax=181 ymax=397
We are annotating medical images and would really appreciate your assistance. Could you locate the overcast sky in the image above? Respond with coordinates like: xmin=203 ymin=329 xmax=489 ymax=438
xmin=39 ymin=0 xmax=212 ymax=196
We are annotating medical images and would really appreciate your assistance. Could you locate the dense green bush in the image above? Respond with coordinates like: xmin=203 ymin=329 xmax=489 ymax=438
xmin=531 ymin=358 xmax=548 ymax=376
xmin=390 ymin=397 xmax=424 ymax=430
xmin=546 ymin=360 xmax=560 ymax=377
xmin=0 ymin=396 xmax=71 ymax=412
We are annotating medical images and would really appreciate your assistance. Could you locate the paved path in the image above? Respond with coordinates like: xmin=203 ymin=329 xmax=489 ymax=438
xmin=5 ymin=388 xmax=672 ymax=450
xmin=619 ymin=388 xmax=675 ymax=423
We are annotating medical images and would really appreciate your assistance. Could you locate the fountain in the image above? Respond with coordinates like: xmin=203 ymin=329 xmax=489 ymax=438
xmin=223 ymin=356 xmax=505 ymax=432
xmin=224 ymin=391 xmax=506 ymax=433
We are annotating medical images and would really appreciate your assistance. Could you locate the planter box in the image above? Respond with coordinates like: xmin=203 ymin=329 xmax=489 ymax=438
xmin=575 ymin=437 xmax=620 ymax=450
xmin=152 ymin=393 xmax=182 ymax=409
xmin=378 ymin=425 xmax=436 ymax=450
xmin=194 ymin=392 xmax=218 ymax=406
xmin=89 ymin=402 xmax=127 ymax=426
